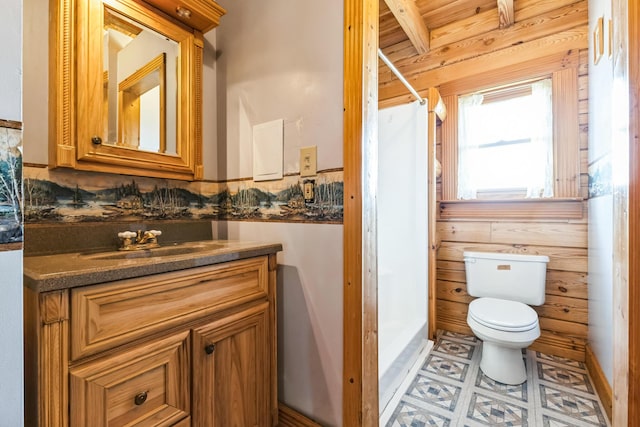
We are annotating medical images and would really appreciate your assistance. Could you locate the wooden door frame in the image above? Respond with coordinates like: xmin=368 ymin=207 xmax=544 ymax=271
xmin=342 ymin=0 xmax=445 ymax=427
xmin=343 ymin=0 xmax=379 ymax=425
xmin=342 ymin=2 xmax=445 ymax=425
xmin=629 ymin=0 xmax=640 ymax=418
xmin=612 ymin=0 xmax=640 ymax=423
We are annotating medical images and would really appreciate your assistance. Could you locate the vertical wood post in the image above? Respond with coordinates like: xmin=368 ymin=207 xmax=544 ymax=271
xmin=427 ymin=88 xmax=446 ymax=339
xmin=628 ymin=0 xmax=640 ymax=418
xmin=343 ymin=0 xmax=379 ymax=425
xmin=268 ymin=253 xmax=279 ymax=426
xmin=612 ymin=0 xmax=639 ymax=423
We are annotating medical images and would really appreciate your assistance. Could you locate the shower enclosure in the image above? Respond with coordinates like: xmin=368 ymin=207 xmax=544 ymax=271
xmin=377 ymin=100 xmax=430 ymax=412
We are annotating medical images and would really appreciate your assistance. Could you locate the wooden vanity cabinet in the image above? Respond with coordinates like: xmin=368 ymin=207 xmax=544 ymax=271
xmin=24 ymin=254 xmax=279 ymax=427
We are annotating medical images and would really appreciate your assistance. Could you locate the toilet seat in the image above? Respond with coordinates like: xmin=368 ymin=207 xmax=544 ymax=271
xmin=468 ymin=297 xmax=538 ymax=332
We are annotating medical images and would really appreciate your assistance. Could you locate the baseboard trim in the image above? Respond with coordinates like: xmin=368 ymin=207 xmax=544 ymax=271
xmin=585 ymin=344 xmax=612 ymax=422
xmin=278 ymin=402 xmax=323 ymax=427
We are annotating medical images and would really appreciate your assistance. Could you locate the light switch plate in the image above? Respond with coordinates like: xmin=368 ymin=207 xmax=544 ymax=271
xmin=300 ymin=146 xmax=317 ymax=177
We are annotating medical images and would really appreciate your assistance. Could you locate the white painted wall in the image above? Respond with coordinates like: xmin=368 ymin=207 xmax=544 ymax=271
xmin=377 ymin=102 xmax=428 ymax=411
xmin=0 ymin=1 xmax=22 ymax=122
xmin=588 ymin=0 xmax=614 ymax=386
xmin=214 ymin=0 xmax=343 ymax=181
xmin=0 ymin=0 xmax=23 ymax=424
xmin=22 ymin=0 xmax=48 ymax=165
xmin=0 ymin=251 xmax=23 ymax=426
xmin=214 ymin=1 xmax=343 ymax=425
xmin=202 ymin=30 xmax=218 ymax=181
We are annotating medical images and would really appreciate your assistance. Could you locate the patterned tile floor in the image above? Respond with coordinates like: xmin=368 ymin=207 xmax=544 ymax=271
xmin=384 ymin=330 xmax=610 ymax=427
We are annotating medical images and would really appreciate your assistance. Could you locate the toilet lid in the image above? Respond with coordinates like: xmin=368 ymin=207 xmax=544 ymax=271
xmin=468 ymin=297 xmax=539 ymax=332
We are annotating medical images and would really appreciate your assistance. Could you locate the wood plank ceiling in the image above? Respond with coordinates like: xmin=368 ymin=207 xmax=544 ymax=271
xmin=379 ymin=0 xmax=587 ymax=107
xmin=380 ymin=0 xmax=505 ymax=56
xmin=379 ymin=0 xmax=514 ymax=93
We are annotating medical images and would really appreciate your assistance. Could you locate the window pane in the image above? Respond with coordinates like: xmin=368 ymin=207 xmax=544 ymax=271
xmin=472 ymin=142 xmax=536 ymax=189
xmin=457 ymin=78 xmax=553 ymax=198
xmin=468 ymin=96 xmax=534 ymax=146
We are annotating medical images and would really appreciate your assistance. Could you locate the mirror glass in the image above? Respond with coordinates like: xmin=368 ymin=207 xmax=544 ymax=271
xmin=102 ymin=7 xmax=178 ymax=154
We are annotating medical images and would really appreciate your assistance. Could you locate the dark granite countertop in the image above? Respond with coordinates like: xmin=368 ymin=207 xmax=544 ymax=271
xmin=24 ymin=240 xmax=283 ymax=292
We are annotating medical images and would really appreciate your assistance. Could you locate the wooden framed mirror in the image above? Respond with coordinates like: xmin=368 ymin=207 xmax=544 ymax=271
xmin=49 ymin=0 xmax=225 ymax=180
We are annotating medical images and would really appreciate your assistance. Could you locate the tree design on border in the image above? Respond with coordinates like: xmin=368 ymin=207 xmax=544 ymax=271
xmin=0 ymin=127 xmax=22 ymax=244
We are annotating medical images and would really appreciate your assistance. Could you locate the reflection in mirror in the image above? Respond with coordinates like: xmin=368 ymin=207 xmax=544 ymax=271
xmin=118 ymin=53 xmax=165 ymax=152
xmin=103 ymin=7 xmax=178 ymax=154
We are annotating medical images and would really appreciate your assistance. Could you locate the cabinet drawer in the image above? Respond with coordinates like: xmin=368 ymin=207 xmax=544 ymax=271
xmin=70 ymin=330 xmax=190 ymax=427
xmin=71 ymin=256 xmax=268 ymax=360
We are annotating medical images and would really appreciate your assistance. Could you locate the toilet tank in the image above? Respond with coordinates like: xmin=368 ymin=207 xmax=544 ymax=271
xmin=463 ymin=251 xmax=549 ymax=306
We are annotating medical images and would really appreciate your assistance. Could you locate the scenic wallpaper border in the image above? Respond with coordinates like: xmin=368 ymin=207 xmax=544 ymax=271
xmin=23 ymin=166 xmax=343 ymax=224
xmin=0 ymin=124 xmax=22 ymax=245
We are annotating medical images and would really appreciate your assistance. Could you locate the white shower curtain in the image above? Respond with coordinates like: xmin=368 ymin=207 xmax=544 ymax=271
xmin=377 ymin=100 xmax=429 ymax=413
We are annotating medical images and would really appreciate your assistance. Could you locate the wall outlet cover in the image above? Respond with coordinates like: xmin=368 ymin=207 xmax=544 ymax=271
xmin=303 ymin=179 xmax=315 ymax=203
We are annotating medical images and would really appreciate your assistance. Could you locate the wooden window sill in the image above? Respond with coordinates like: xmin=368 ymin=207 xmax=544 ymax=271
xmin=438 ymin=198 xmax=584 ymax=220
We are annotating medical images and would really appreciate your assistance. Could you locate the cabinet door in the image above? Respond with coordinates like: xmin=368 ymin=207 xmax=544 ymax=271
xmin=69 ymin=331 xmax=190 ymax=427
xmin=192 ymin=302 xmax=271 ymax=426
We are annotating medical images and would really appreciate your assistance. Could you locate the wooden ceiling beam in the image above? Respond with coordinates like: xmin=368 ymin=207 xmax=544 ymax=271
xmin=497 ymin=0 xmax=515 ymax=28
xmin=383 ymin=0 xmax=430 ymax=54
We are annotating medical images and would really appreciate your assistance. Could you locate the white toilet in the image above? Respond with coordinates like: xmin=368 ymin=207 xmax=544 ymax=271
xmin=463 ymin=251 xmax=549 ymax=385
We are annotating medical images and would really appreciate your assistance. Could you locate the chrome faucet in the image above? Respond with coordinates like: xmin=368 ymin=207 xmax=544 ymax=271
xmin=117 ymin=229 xmax=162 ymax=251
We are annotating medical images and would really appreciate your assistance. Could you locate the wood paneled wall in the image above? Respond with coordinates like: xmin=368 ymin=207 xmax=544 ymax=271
xmin=434 ymin=49 xmax=590 ymax=361
xmin=436 ymin=220 xmax=588 ymax=361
